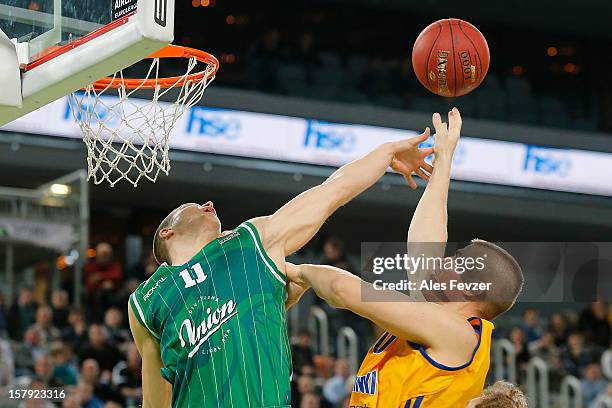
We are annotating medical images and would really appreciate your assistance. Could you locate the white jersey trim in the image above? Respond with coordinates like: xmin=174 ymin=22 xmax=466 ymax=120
xmin=241 ymin=223 xmax=286 ymax=285
xmin=130 ymin=292 xmax=160 ymax=340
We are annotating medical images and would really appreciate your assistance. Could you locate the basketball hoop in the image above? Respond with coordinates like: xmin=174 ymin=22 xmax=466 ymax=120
xmin=69 ymin=45 xmax=219 ymax=187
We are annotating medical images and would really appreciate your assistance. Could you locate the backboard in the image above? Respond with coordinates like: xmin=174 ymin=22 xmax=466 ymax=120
xmin=0 ymin=0 xmax=175 ymax=126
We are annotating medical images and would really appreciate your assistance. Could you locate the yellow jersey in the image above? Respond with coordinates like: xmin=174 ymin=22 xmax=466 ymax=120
xmin=349 ymin=317 xmax=493 ymax=408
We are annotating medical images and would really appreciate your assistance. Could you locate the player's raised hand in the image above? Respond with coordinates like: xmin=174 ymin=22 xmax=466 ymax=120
xmin=389 ymin=128 xmax=434 ymax=189
xmin=432 ymin=107 xmax=462 ymax=157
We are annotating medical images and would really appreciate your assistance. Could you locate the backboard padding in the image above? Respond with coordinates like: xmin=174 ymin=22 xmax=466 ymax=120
xmin=0 ymin=0 xmax=174 ymax=126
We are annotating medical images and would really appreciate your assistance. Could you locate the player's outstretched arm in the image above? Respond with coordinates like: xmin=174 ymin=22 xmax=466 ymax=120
xmin=128 ymin=306 xmax=172 ymax=408
xmin=252 ymin=131 xmax=434 ymax=261
xmin=287 ymin=262 xmax=477 ymax=367
xmin=405 ymin=108 xmax=462 ymax=269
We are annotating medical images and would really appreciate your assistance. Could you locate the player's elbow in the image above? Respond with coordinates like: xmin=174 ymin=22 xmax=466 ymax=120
xmin=329 ymin=275 xmax=351 ymax=309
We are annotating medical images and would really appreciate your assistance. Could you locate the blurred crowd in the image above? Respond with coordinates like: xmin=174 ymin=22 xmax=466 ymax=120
xmin=239 ymin=28 xmax=599 ymax=133
xmin=0 ymin=241 xmax=147 ymax=408
xmin=503 ymin=304 xmax=612 ymax=407
xmin=0 ymin=236 xmax=610 ymax=408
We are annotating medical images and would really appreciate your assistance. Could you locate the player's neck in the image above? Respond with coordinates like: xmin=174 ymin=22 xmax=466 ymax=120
xmin=168 ymin=232 xmax=220 ymax=266
xmin=438 ymin=302 xmax=481 ymax=319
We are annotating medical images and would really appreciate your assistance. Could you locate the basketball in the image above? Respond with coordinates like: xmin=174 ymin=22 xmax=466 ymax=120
xmin=412 ymin=18 xmax=490 ymax=97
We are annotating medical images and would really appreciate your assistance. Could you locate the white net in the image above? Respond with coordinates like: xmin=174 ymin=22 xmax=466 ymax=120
xmin=69 ymin=54 xmax=216 ymax=187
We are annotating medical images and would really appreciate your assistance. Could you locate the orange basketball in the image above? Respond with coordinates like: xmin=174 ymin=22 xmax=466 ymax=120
xmin=412 ymin=18 xmax=490 ymax=97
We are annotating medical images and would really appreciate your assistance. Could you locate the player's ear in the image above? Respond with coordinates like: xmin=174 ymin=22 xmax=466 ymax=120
xmin=159 ymin=227 xmax=174 ymax=240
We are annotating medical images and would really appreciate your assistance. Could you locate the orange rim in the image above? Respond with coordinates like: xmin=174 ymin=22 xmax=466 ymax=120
xmin=91 ymin=44 xmax=219 ymax=91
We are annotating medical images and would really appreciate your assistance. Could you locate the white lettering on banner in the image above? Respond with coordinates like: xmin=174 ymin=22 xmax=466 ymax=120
xmin=1 ymin=97 xmax=612 ymax=196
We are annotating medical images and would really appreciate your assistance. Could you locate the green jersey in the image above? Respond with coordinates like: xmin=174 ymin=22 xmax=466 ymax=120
xmin=129 ymin=222 xmax=292 ymax=407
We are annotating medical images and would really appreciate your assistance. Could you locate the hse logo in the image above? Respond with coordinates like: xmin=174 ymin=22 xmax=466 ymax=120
xmin=64 ymin=95 xmax=121 ymax=127
xmin=523 ymin=146 xmax=571 ymax=177
xmin=304 ymin=120 xmax=356 ymax=153
xmin=186 ymin=107 xmax=241 ymax=139
xmin=352 ymin=370 xmax=377 ymax=395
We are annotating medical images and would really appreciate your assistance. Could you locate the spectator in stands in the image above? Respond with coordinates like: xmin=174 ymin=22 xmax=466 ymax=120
xmin=61 ymin=308 xmax=88 ymax=353
xmin=128 ymin=250 xmax=157 ymax=282
xmin=579 ymin=301 xmax=611 ymax=348
xmin=31 ymin=305 xmax=61 ymax=347
xmin=293 ymin=375 xmax=316 ymax=408
xmin=112 ymin=279 xmax=140 ymax=327
xmin=50 ymin=342 xmax=77 ymax=386
xmin=509 ymin=327 xmax=530 ymax=369
xmin=112 ymin=342 xmax=142 ymax=407
xmin=26 ymin=378 xmax=57 ymax=408
xmin=323 ymin=358 xmax=351 ymax=405
xmin=7 ymin=285 xmax=38 ymax=340
xmin=12 ymin=327 xmax=44 ymax=377
xmin=320 ymin=237 xmax=353 ymax=272
xmin=561 ymin=332 xmax=598 ymax=377
xmin=528 ymin=329 xmax=563 ymax=389
xmin=301 ymin=365 xmax=316 ymax=377
xmin=548 ymin=312 xmax=570 ymax=347
xmin=292 ymin=330 xmax=315 ymax=373
xmin=76 ymin=381 xmax=105 ymax=408
xmin=528 ymin=330 xmax=560 ymax=361
xmin=80 ymin=358 xmax=101 ymax=386
xmin=33 ymin=354 xmax=64 ymax=387
xmin=103 ymin=308 xmax=130 ymax=346
xmin=581 ymin=362 xmax=608 ymax=406
xmin=78 ymin=325 xmax=122 ymax=374
xmin=84 ymin=242 xmax=123 ymax=320
xmin=521 ymin=308 xmax=543 ymax=343
xmin=80 ymin=358 xmax=122 ymax=404
xmin=62 ymin=393 xmax=81 ymax=408
xmin=51 ymin=289 xmax=70 ymax=330
xmin=300 ymin=392 xmax=321 ymax=408
xmin=319 ymin=236 xmax=363 ymax=350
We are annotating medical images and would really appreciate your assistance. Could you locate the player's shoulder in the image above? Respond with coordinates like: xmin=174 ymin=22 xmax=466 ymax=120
xmin=241 ymin=217 xmax=267 ymax=234
xmin=134 ymin=264 xmax=171 ymax=300
xmin=233 ymin=217 xmax=267 ymax=243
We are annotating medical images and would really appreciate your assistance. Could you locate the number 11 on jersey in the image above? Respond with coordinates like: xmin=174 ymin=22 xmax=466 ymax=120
xmin=179 ymin=263 xmax=208 ymax=288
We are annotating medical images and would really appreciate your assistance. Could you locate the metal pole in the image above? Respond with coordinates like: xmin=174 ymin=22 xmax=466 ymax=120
xmin=337 ymin=326 xmax=359 ymax=374
xmin=527 ymin=357 xmax=549 ymax=408
xmin=308 ymin=306 xmax=330 ymax=356
xmin=560 ymin=375 xmax=583 ymax=408
xmin=493 ymin=339 xmax=517 ymax=384
xmin=74 ymin=170 xmax=89 ymax=307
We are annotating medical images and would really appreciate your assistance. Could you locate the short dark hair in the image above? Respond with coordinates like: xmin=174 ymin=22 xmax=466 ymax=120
xmin=153 ymin=203 xmax=191 ymax=265
xmin=153 ymin=215 xmax=174 ymax=265
xmin=459 ymin=239 xmax=524 ymax=320
xmin=475 ymin=381 xmax=528 ymax=408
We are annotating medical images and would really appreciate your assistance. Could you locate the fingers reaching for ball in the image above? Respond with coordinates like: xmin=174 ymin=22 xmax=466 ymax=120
xmin=432 ymin=107 xmax=462 ymax=157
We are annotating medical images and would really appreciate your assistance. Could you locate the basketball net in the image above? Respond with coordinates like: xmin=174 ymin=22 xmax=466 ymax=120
xmin=69 ymin=46 xmax=218 ymax=187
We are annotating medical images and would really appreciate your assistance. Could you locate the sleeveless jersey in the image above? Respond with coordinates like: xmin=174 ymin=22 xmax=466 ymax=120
xmin=129 ymin=222 xmax=292 ymax=408
xmin=349 ymin=317 xmax=493 ymax=408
